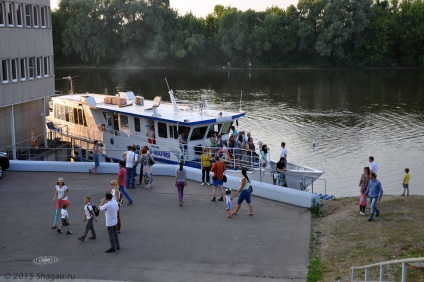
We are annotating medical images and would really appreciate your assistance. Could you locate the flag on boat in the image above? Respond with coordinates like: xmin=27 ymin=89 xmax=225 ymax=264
xmin=312 ymin=140 xmax=316 ymax=150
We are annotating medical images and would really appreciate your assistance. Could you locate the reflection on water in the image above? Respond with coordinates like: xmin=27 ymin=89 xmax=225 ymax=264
xmin=55 ymin=68 xmax=424 ymax=197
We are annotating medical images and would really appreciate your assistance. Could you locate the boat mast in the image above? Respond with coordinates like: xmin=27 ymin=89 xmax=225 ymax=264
xmin=165 ymin=78 xmax=179 ymax=112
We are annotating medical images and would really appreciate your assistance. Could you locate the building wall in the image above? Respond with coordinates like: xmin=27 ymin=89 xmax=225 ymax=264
xmin=0 ymin=0 xmax=53 ymax=151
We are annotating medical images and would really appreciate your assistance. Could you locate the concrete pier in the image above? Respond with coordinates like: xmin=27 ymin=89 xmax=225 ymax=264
xmin=0 ymin=171 xmax=311 ymax=282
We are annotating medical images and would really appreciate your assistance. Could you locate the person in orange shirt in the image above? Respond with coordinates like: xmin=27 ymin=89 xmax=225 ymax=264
xmin=211 ymin=156 xmax=225 ymax=202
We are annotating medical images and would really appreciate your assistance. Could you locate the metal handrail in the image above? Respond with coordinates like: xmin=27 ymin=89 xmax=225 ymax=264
xmin=351 ymin=257 xmax=424 ymax=281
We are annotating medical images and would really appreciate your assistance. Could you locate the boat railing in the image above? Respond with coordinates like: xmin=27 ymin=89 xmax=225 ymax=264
xmin=46 ymin=119 xmax=104 ymax=144
xmin=178 ymin=143 xmax=263 ymax=170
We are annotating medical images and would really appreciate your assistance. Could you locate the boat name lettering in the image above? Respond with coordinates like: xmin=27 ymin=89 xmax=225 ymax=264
xmin=153 ymin=150 xmax=171 ymax=158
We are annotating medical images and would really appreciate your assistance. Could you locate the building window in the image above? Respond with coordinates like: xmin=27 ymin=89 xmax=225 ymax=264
xmin=28 ymin=57 xmax=35 ymax=79
xmin=36 ymin=57 xmax=42 ymax=78
xmin=25 ymin=4 xmax=31 ymax=27
xmin=43 ymin=57 xmax=49 ymax=77
xmin=33 ymin=6 xmax=38 ymax=28
xmin=0 ymin=2 xmax=5 ymax=27
xmin=40 ymin=6 xmax=46 ymax=28
xmin=7 ymin=2 xmax=14 ymax=27
xmin=20 ymin=58 xmax=26 ymax=81
xmin=11 ymin=59 xmax=18 ymax=82
xmin=16 ymin=3 xmax=23 ymax=27
xmin=1 ymin=59 xmax=9 ymax=84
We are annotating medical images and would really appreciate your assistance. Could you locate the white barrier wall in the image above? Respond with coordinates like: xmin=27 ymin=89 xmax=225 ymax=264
xmin=9 ymin=161 xmax=320 ymax=208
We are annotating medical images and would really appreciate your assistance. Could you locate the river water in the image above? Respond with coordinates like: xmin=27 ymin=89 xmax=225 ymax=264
xmin=54 ymin=68 xmax=424 ymax=197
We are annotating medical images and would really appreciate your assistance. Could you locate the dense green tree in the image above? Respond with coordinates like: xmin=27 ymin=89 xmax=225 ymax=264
xmin=315 ymin=0 xmax=373 ymax=64
xmin=52 ymin=0 xmax=424 ymax=67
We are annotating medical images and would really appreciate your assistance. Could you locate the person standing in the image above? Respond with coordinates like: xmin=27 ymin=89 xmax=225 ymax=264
xmin=125 ymin=146 xmax=136 ymax=189
xmin=117 ymin=161 xmax=133 ymax=205
xmin=211 ymin=155 xmax=225 ymax=202
xmin=100 ymin=193 xmax=120 ymax=253
xmin=175 ymin=161 xmax=187 ymax=206
xmin=401 ymin=168 xmax=410 ymax=196
xmin=365 ymin=173 xmax=383 ymax=222
xmin=140 ymin=148 xmax=153 ymax=189
xmin=280 ymin=142 xmax=287 ymax=163
xmin=78 ymin=197 xmax=97 ymax=241
xmin=89 ymin=140 xmax=100 ymax=174
xmin=200 ymin=148 xmax=212 ymax=185
xmin=369 ymin=156 xmax=378 ymax=174
xmin=178 ymin=131 xmax=188 ymax=160
xmin=52 ymin=178 xmax=70 ymax=229
xmin=359 ymin=167 xmax=370 ymax=193
xmin=146 ymin=124 xmax=156 ymax=144
xmin=231 ymin=169 xmax=254 ymax=216
xmin=110 ymin=180 xmax=122 ymax=233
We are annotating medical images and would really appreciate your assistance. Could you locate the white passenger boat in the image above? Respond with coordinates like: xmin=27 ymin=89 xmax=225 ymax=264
xmin=46 ymin=89 xmax=324 ymax=191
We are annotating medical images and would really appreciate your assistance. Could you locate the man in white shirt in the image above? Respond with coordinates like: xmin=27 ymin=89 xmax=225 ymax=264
xmin=124 ymin=146 xmax=136 ymax=189
xmin=369 ymin=156 xmax=378 ymax=174
xmin=100 ymin=193 xmax=120 ymax=253
xmin=280 ymin=142 xmax=288 ymax=162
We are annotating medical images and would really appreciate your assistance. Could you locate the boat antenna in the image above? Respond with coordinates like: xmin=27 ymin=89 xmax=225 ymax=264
xmin=59 ymin=76 xmax=77 ymax=96
xmin=165 ymin=78 xmax=179 ymax=112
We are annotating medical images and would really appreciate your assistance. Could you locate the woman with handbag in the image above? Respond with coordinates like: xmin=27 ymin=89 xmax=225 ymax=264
xmin=231 ymin=169 xmax=254 ymax=216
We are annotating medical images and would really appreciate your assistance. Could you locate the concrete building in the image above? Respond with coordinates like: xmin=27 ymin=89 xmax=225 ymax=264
xmin=0 ymin=0 xmax=54 ymax=157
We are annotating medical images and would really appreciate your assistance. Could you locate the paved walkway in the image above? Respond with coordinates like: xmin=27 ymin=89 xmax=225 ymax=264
xmin=0 ymin=171 xmax=311 ymax=282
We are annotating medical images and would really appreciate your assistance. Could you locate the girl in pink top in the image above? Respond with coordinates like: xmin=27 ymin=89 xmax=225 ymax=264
xmin=359 ymin=190 xmax=367 ymax=215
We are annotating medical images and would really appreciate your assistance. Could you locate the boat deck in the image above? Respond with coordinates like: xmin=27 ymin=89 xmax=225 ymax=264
xmin=0 ymin=171 xmax=311 ymax=281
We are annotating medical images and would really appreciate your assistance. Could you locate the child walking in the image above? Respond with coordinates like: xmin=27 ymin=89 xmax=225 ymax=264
xmin=78 ymin=197 xmax=97 ymax=241
xmin=401 ymin=168 xmax=410 ymax=196
xmin=225 ymin=189 xmax=232 ymax=218
xmin=359 ymin=190 xmax=367 ymax=215
xmin=57 ymin=203 xmax=72 ymax=234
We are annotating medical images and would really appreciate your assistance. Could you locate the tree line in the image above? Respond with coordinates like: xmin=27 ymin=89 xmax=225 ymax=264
xmin=52 ymin=0 xmax=424 ymax=68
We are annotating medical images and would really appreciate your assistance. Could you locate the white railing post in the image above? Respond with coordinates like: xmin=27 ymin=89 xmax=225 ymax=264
xmin=401 ymin=262 xmax=407 ymax=282
xmin=379 ymin=264 xmax=384 ymax=281
xmin=364 ymin=268 xmax=368 ymax=281
xmin=351 ymin=268 xmax=355 ymax=281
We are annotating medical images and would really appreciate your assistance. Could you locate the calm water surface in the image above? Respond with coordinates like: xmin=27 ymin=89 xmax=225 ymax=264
xmin=55 ymin=68 xmax=424 ymax=197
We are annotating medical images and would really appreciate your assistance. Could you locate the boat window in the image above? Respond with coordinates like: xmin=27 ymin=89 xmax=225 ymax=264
xmin=65 ymin=106 xmax=70 ymax=122
xmin=134 ymin=117 xmax=140 ymax=132
xmin=158 ymin=122 xmax=167 ymax=138
xmin=221 ymin=122 xmax=233 ymax=134
xmin=120 ymin=115 xmax=128 ymax=129
xmin=105 ymin=112 xmax=112 ymax=127
xmin=77 ymin=108 xmax=87 ymax=126
xmin=207 ymin=124 xmax=219 ymax=137
xmin=178 ymin=126 xmax=190 ymax=137
xmin=169 ymin=125 xmax=178 ymax=139
xmin=190 ymin=126 xmax=208 ymax=141
xmin=73 ymin=108 xmax=79 ymax=125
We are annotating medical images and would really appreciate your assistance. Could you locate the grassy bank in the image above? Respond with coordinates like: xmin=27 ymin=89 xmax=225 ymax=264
xmin=310 ymin=195 xmax=424 ymax=281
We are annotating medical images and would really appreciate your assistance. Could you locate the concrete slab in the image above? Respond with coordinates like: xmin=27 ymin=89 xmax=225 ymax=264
xmin=0 ymin=171 xmax=311 ymax=282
